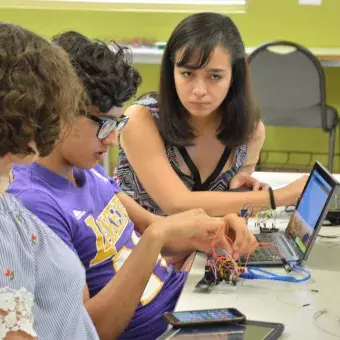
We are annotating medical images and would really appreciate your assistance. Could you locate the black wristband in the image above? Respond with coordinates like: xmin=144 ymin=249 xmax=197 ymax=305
xmin=268 ymin=187 xmax=276 ymax=210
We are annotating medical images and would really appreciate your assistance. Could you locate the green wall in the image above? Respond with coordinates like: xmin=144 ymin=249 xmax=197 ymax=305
xmin=1 ymin=0 xmax=340 ymax=171
xmin=1 ymin=0 xmax=340 ymax=46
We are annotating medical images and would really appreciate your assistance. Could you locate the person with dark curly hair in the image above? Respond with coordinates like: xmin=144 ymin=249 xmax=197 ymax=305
xmin=0 ymin=23 xmax=100 ymax=340
xmin=52 ymin=31 xmax=142 ymax=114
xmin=9 ymin=32 xmax=257 ymax=339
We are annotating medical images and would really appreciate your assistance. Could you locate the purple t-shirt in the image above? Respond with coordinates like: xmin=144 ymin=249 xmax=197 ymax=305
xmin=8 ymin=163 xmax=187 ymax=339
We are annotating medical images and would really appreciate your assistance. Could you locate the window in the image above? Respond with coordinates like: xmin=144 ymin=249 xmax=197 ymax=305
xmin=79 ymin=0 xmax=245 ymax=3
xmin=11 ymin=0 xmax=246 ymax=13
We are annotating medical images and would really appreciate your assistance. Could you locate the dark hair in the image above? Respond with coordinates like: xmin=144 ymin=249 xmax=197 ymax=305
xmin=52 ymin=31 xmax=142 ymax=113
xmin=158 ymin=12 xmax=260 ymax=148
xmin=0 ymin=23 xmax=86 ymax=157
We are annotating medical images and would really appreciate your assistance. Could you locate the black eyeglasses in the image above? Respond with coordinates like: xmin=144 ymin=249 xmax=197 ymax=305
xmin=87 ymin=113 xmax=129 ymax=140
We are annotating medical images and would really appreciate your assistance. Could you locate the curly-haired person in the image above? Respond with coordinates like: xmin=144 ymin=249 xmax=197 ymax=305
xmin=51 ymin=31 xmax=141 ymax=113
xmin=0 ymin=23 xmax=100 ymax=340
xmin=8 ymin=31 xmax=257 ymax=339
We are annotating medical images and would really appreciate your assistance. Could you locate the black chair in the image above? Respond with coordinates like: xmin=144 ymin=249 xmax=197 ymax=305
xmin=248 ymin=40 xmax=338 ymax=172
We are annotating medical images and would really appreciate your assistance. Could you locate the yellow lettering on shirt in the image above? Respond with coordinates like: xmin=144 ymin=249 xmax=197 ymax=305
xmin=86 ymin=196 xmax=130 ymax=266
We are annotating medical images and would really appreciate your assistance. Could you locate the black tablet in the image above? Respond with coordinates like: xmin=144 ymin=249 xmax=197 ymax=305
xmin=157 ymin=320 xmax=284 ymax=340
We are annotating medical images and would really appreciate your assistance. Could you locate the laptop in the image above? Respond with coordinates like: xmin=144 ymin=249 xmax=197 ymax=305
xmin=241 ymin=161 xmax=339 ymax=267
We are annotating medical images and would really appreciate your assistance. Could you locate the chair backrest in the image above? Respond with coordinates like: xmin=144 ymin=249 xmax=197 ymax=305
xmin=248 ymin=41 xmax=328 ymax=131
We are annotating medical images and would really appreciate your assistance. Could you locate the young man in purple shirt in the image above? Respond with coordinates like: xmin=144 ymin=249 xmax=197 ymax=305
xmin=8 ymin=32 xmax=256 ymax=340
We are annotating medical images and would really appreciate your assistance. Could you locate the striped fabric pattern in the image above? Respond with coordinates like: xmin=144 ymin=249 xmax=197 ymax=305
xmin=0 ymin=193 xmax=99 ymax=340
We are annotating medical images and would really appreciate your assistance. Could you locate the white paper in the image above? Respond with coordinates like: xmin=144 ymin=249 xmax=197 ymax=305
xmin=299 ymin=0 xmax=322 ymax=5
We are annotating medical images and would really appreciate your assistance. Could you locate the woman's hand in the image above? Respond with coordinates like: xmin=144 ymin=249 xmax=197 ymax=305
xmin=229 ymin=172 xmax=269 ymax=191
xmin=274 ymin=175 xmax=308 ymax=207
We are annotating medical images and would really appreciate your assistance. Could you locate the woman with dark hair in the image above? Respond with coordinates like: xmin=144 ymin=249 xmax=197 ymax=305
xmin=116 ymin=12 xmax=307 ymax=217
xmin=0 ymin=23 xmax=99 ymax=340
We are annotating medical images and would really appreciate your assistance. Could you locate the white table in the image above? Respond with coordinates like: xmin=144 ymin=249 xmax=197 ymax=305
xmin=175 ymin=171 xmax=340 ymax=340
xmin=252 ymin=171 xmax=340 ymax=189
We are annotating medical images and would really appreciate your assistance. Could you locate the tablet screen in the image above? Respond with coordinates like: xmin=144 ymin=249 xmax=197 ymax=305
xmin=159 ymin=324 xmax=275 ymax=340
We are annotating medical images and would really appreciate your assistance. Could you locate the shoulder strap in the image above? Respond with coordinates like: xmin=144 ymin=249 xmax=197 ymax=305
xmin=134 ymin=94 xmax=159 ymax=112
xmin=178 ymin=148 xmax=202 ymax=188
xmin=203 ymin=147 xmax=231 ymax=188
xmin=178 ymin=147 xmax=232 ymax=191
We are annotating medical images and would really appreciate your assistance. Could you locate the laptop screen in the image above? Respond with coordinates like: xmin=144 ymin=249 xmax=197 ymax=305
xmin=286 ymin=169 xmax=332 ymax=254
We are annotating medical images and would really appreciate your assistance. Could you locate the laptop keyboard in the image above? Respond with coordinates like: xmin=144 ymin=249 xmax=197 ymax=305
xmin=240 ymin=233 xmax=282 ymax=263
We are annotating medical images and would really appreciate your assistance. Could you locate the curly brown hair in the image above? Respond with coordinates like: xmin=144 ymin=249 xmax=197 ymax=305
xmin=52 ymin=31 xmax=142 ymax=113
xmin=0 ymin=23 xmax=87 ymax=157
